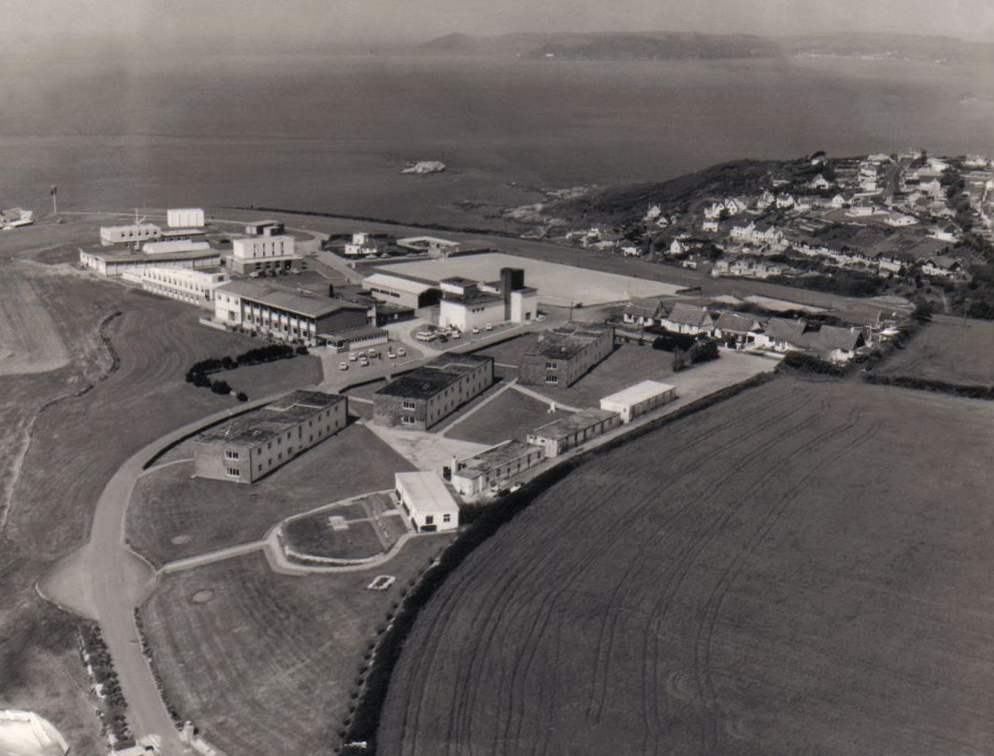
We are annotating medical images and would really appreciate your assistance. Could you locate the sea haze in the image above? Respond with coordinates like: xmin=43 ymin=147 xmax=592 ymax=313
xmin=2 ymin=49 xmax=993 ymax=228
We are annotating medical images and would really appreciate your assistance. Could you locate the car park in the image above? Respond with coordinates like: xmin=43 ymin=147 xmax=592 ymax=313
xmin=349 ymin=352 xmax=358 ymax=362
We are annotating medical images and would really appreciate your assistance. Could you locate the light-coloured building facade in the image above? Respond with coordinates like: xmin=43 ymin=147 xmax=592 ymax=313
xmin=143 ymin=240 xmax=212 ymax=256
xmin=363 ymin=272 xmax=441 ymax=310
xmin=100 ymin=223 xmax=161 ymax=246
xmin=167 ymin=208 xmax=205 ymax=228
xmin=451 ymin=440 xmax=546 ymax=497
xmin=140 ymin=267 xmax=231 ymax=308
xmin=194 ymin=391 xmax=347 ymax=484
xmin=395 ymin=471 xmax=460 ymax=532
xmin=600 ymin=380 xmax=677 ymax=423
xmin=79 ymin=247 xmax=222 ymax=277
xmin=230 ymin=235 xmax=298 ymax=274
xmin=527 ymin=408 xmax=621 ymax=458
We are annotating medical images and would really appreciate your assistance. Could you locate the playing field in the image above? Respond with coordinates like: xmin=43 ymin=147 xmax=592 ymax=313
xmin=127 ymin=424 xmax=415 ymax=567
xmin=878 ymin=315 xmax=994 ymax=386
xmin=377 ymin=378 xmax=994 ymax=756
xmin=141 ymin=536 xmax=453 ymax=756
xmin=377 ymin=252 xmax=683 ymax=305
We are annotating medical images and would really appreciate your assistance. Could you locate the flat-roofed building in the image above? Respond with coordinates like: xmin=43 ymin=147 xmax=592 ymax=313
xmin=100 ymin=223 xmax=161 ymax=246
xmin=143 ymin=240 xmax=212 ymax=256
xmin=527 ymin=408 xmax=621 ymax=458
xmin=451 ymin=440 xmax=546 ymax=497
xmin=363 ymin=272 xmax=441 ymax=310
xmin=141 ymin=267 xmax=230 ymax=308
xmin=230 ymin=235 xmax=298 ymax=274
xmin=395 ymin=471 xmax=460 ymax=532
xmin=344 ymin=232 xmax=387 ymax=257
xmin=438 ymin=267 xmax=538 ymax=331
xmin=159 ymin=227 xmax=207 ymax=244
xmin=396 ymin=236 xmax=461 ymax=257
xmin=373 ymin=353 xmax=494 ymax=430
xmin=600 ymin=380 xmax=676 ymax=423
xmin=79 ymin=246 xmax=222 ymax=277
xmin=244 ymin=220 xmax=285 ymax=236
xmin=194 ymin=390 xmax=347 ymax=484
xmin=214 ymin=280 xmax=368 ymax=345
xmin=520 ymin=322 xmax=614 ymax=388
xmin=167 ymin=208 xmax=205 ymax=228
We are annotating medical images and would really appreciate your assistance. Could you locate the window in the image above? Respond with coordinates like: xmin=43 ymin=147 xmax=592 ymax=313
xmin=224 ymin=450 xmax=239 ymax=460
xmin=225 ymin=468 xmax=240 ymax=477
xmin=545 ymin=375 xmax=559 ymax=384
xmin=545 ymin=362 xmax=558 ymax=370
xmin=402 ymin=400 xmax=416 ymax=411
xmin=443 ymin=513 xmax=451 ymax=523
xmin=425 ymin=515 xmax=434 ymax=525
xmin=402 ymin=416 xmax=416 ymax=426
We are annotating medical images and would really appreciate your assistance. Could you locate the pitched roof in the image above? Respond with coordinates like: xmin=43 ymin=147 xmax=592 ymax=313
xmin=666 ymin=303 xmax=714 ymax=328
xmin=764 ymin=317 xmax=809 ymax=344
xmin=624 ymin=296 xmax=669 ymax=319
xmin=804 ymin=325 xmax=864 ymax=353
xmin=217 ymin=280 xmax=366 ymax=318
xmin=716 ymin=312 xmax=763 ymax=334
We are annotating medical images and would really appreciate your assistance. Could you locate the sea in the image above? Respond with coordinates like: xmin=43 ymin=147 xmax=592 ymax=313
xmin=2 ymin=49 xmax=993 ymax=229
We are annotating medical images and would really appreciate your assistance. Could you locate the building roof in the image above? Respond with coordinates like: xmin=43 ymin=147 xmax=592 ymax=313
xmin=625 ymin=296 xmax=669 ymax=319
xmin=525 ymin=323 xmax=613 ymax=361
xmin=529 ymin=408 xmax=618 ymax=442
xmin=395 ymin=471 xmax=460 ymax=514
xmin=143 ymin=240 xmax=211 ymax=255
xmin=454 ymin=440 xmax=543 ymax=480
xmin=716 ymin=312 xmax=764 ymax=334
xmin=804 ymin=325 xmax=864 ymax=353
xmin=84 ymin=247 xmax=220 ymax=264
xmin=197 ymin=390 xmax=345 ymax=446
xmin=319 ymin=324 xmax=389 ymax=343
xmin=0 ymin=710 xmax=68 ymax=756
xmin=666 ymin=303 xmax=714 ymax=328
xmin=160 ymin=228 xmax=207 ymax=237
xmin=600 ymin=380 xmax=676 ymax=408
xmin=764 ymin=317 xmax=809 ymax=344
xmin=217 ymin=280 xmax=366 ymax=319
xmin=363 ymin=272 xmax=437 ymax=296
xmin=376 ymin=353 xmax=492 ymax=400
xmin=443 ymin=291 xmax=503 ymax=307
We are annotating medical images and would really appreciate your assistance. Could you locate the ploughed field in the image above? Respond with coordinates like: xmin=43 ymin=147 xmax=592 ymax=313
xmin=378 ymin=378 xmax=994 ymax=756
xmin=878 ymin=315 xmax=994 ymax=387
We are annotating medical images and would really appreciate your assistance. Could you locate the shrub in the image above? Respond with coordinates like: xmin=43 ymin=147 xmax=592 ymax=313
xmin=780 ymin=351 xmax=844 ymax=377
xmin=210 ymin=380 xmax=232 ymax=396
xmin=236 ymin=392 xmax=249 ymax=402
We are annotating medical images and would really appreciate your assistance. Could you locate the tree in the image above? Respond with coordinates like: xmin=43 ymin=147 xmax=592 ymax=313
xmin=912 ymin=299 xmax=933 ymax=323
xmin=236 ymin=392 xmax=249 ymax=402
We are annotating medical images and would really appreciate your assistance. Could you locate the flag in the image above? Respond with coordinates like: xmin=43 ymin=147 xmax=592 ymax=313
xmin=50 ymin=185 xmax=57 ymax=197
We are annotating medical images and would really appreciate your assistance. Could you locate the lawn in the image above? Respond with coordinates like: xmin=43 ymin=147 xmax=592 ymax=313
xmin=140 ymin=536 xmax=453 ymax=756
xmin=284 ymin=518 xmax=386 ymax=560
xmin=878 ymin=315 xmax=994 ymax=386
xmin=378 ymin=379 xmax=994 ymax=756
xmin=127 ymin=424 xmax=415 ymax=567
xmin=446 ymin=387 xmax=573 ymax=446
xmin=525 ymin=342 xmax=677 ymax=408
xmin=219 ymin=354 xmax=324 ymax=400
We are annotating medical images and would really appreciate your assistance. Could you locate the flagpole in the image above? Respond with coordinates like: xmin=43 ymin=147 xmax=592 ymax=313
xmin=51 ymin=185 xmax=58 ymax=216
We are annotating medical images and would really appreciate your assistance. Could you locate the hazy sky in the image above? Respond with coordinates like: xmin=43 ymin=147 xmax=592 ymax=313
xmin=5 ymin=0 xmax=994 ymax=46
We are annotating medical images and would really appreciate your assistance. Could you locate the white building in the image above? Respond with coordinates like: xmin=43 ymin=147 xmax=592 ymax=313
xmin=363 ymin=272 xmax=440 ymax=310
xmin=230 ymin=235 xmax=297 ymax=274
xmin=141 ymin=267 xmax=230 ymax=308
xmin=396 ymin=236 xmax=461 ymax=257
xmin=167 ymin=208 xmax=205 ymax=228
xmin=600 ymin=381 xmax=677 ymax=423
xmin=79 ymin=246 xmax=222 ymax=277
xmin=451 ymin=440 xmax=545 ymax=497
xmin=344 ymin=232 xmax=384 ymax=257
xmin=395 ymin=471 xmax=460 ymax=532
xmin=100 ymin=223 xmax=161 ymax=246
xmin=143 ymin=240 xmax=212 ymax=256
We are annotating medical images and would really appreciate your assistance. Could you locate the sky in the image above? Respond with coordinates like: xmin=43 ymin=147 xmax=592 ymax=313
xmin=3 ymin=0 xmax=994 ymax=47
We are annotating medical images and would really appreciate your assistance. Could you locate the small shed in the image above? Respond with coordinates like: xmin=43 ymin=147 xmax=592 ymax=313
xmin=600 ymin=380 xmax=677 ymax=423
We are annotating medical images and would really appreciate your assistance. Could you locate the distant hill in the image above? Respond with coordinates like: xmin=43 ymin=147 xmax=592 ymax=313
xmin=781 ymin=33 xmax=994 ymax=64
xmin=419 ymin=31 xmax=783 ymax=61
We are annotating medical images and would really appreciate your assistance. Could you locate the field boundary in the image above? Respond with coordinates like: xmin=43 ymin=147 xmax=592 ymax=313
xmin=863 ymin=373 xmax=994 ymax=400
xmin=339 ymin=370 xmax=776 ymax=754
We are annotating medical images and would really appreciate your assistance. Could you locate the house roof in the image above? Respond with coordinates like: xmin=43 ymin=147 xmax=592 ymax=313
xmin=764 ymin=317 xmax=809 ymax=344
xmin=804 ymin=325 xmax=864 ymax=353
xmin=716 ymin=312 xmax=762 ymax=334
xmin=666 ymin=303 xmax=714 ymax=328
xmin=625 ymin=296 xmax=669 ymax=319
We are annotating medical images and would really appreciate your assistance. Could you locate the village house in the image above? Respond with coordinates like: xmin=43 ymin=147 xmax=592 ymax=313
xmin=921 ymin=256 xmax=968 ymax=281
xmin=803 ymin=325 xmax=866 ymax=363
xmin=622 ymin=297 xmax=670 ymax=328
xmin=714 ymin=311 xmax=765 ymax=347
xmin=753 ymin=317 xmax=811 ymax=353
xmin=658 ymin=303 xmax=715 ymax=335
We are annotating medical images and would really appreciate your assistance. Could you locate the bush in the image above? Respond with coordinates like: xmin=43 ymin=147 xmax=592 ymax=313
xmin=236 ymin=392 xmax=249 ymax=402
xmin=210 ymin=380 xmax=232 ymax=396
xmin=780 ymin=351 xmax=844 ymax=377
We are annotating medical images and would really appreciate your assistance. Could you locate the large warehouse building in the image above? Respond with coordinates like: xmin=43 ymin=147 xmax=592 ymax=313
xmin=437 ymin=267 xmax=538 ymax=332
xmin=79 ymin=246 xmax=222 ymax=277
xmin=519 ymin=323 xmax=615 ymax=388
xmin=362 ymin=272 xmax=442 ymax=310
xmin=213 ymin=280 xmax=368 ymax=345
xmin=194 ymin=390 xmax=348 ymax=484
xmin=373 ymin=353 xmax=494 ymax=430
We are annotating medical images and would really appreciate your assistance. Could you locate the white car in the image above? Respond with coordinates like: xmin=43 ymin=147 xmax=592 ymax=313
xmin=485 ymin=324 xmax=494 ymax=332
xmin=349 ymin=352 xmax=358 ymax=362
xmin=397 ymin=347 xmax=406 ymax=357
xmin=359 ymin=358 xmax=369 ymax=367
xmin=471 ymin=327 xmax=481 ymax=334
xmin=339 ymin=362 xmax=348 ymax=371
xmin=387 ymin=351 xmax=397 ymax=359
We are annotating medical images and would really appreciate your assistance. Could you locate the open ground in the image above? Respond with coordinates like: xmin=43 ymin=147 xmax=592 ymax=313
xmin=377 ymin=378 xmax=994 ymax=756
xmin=141 ymin=536 xmax=453 ymax=756
xmin=445 ymin=389 xmax=574 ymax=446
xmin=378 ymin=252 xmax=684 ymax=305
xmin=878 ymin=314 xmax=994 ymax=386
xmin=127 ymin=424 xmax=414 ymax=567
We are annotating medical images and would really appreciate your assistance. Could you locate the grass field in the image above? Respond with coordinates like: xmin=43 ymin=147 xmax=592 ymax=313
xmin=217 ymin=353 xmax=324 ymax=399
xmin=283 ymin=492 xmax=407 ymax=560
xmin=141 ymin=536 xmax=453 ymax=756
xmin=379 ymin=252 xmax=683 ymax=305
xmin=446 ymin=388 xmax=573 ymax=446
xmin=127 ymin=424 xmax=415 ymax=567
xmin=0 ymin=263 xmax=70 ymax=375
xmin=878 ymin=315 xmax=994 ymax=386
xmin=377 ymin=378 xmax=994 ymax=756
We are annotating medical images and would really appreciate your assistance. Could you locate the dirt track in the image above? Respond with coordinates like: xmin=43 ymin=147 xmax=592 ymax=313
xmin=378 ymin=378 xmax=994 ymax=756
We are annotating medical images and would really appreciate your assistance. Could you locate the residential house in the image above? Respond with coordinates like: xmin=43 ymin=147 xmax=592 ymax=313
xmin=622 ymin=297 xmax=669 ymax=328
xmin=658 ymin=303 xmax=715 ymax=335
xmin=753 ymin=317 xmax=810 ymax=353
xmin=921 ymin=256 xmax=968 ymax=280
xmin=714 ymin=312 xmax=765 ymax=347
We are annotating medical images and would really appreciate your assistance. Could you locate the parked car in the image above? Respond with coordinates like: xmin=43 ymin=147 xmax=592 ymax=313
xmin=387 ymin=350 xmax=396 ymax=359
xmin=367 ymin=348 xmax=378 ymax=357
xmin=349 ymin=352 xmax=358 ymax=362
xmin=452 ymin=331 xmax=461 ymax=339
xmin=359 ymin=358 xmax=369 ymax=367
xmin=485 ymin=324 xmax=494 ymax=332
xmin=397 ymin=347 xmax=406 ymax=357
xmin=471 ymin=327 xmax=481 ymax=334
xmin=339 ymin=362 xmax=348 ymax=371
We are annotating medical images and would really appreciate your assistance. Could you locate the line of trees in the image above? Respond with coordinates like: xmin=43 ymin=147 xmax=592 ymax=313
xmin=79 ymin=622 xmax=135 ymax=750
xmin=185 ymin=344 xmax=307 ymax=398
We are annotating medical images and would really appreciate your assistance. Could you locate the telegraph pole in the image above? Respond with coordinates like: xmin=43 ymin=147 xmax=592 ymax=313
xmin=50 ymin=185 xmax=58 ymax=216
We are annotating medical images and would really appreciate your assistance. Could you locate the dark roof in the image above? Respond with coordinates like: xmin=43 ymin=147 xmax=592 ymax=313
xmin=218 ymin=280 xmax=366 ymax=319
xmin=86 ymin=247 xmax=220 ymax=264
xmin=456 ymin=440 xmax=543 ymax=478
xmin=525 ymin=323 xmax=613 ymax=361
xmin=198 ymin=390 xmax=345 ymax=446
xmin=666 ymin=303 xmax=714 ymax=328
xmin=764 ymin=317 xmax=809 ymax=344
xmin=625 ymin=296 xmax=669 ymax=319
xmin=444 ymin=291 xmax=503 ymax=306
xmin=716 ymin=312 xmax=763 ymax=334
xmin=376 ymin=353 xmax=493 ymax=400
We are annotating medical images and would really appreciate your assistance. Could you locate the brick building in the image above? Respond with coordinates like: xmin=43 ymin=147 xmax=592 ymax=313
xmin=373 ymin=353 xmax=494 ymax=431
xmin=519 ymin=323 xmax=614 ymax=389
